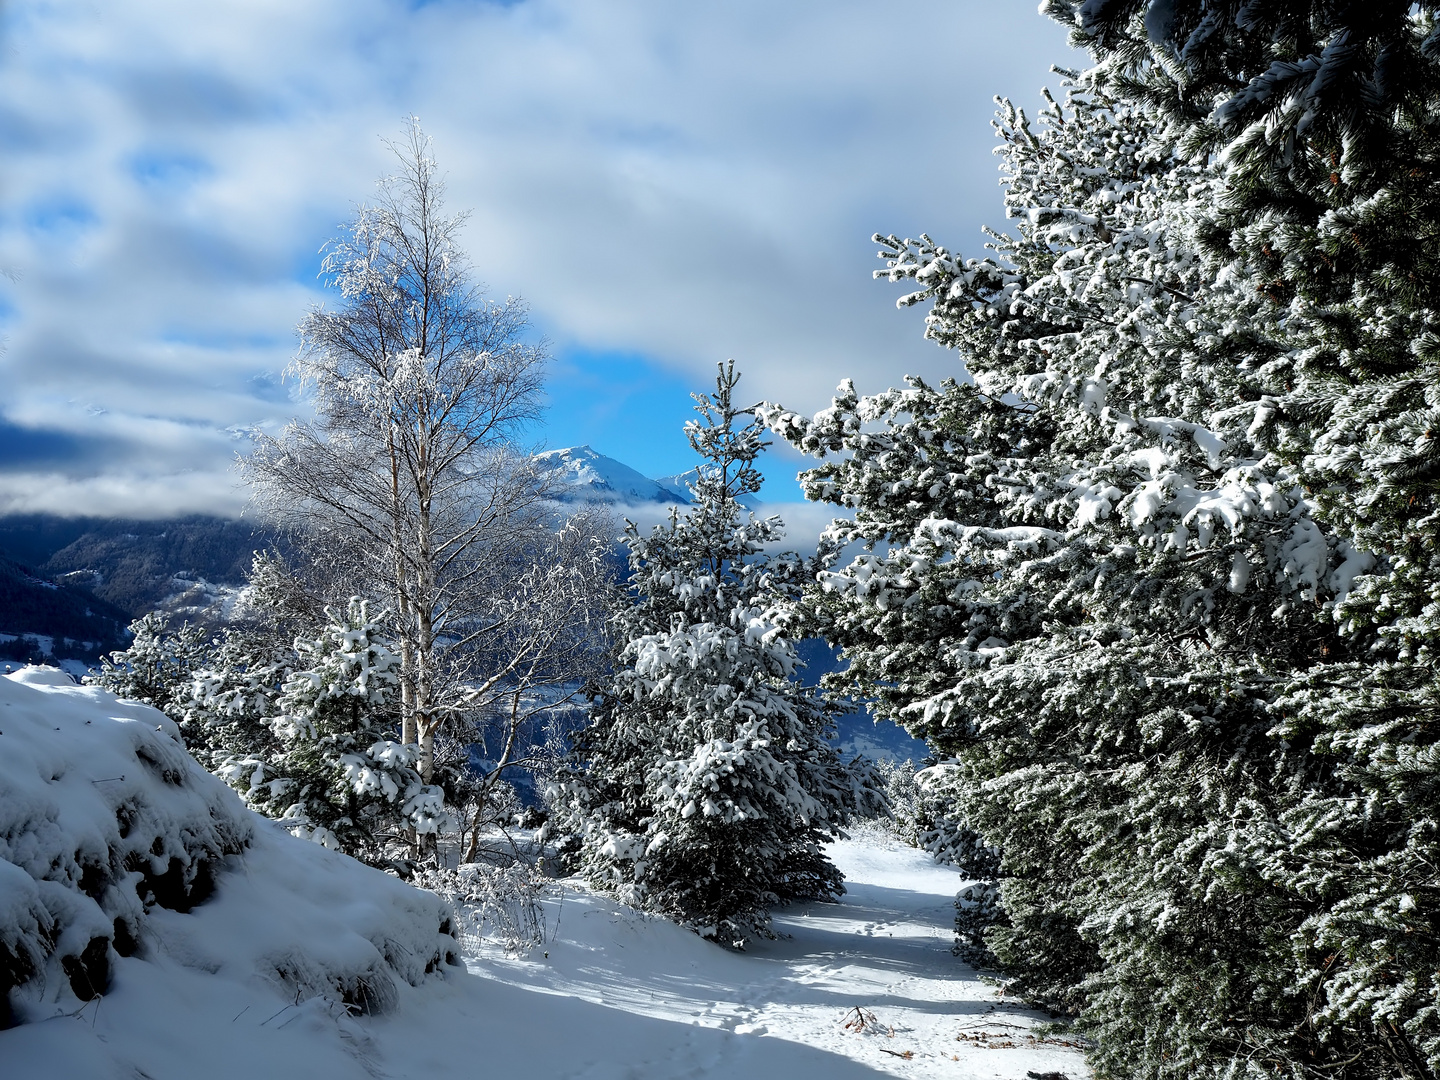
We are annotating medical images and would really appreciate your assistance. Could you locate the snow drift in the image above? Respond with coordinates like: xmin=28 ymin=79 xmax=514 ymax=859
xmin=0 ymin=666 xmax=457 ymax=1028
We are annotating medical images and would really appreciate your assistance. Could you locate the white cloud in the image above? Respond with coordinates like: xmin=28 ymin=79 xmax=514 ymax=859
xmin=0 ymin=0 xmax=1079 ymax=517
xmin=0 ymin=470 xmax=250 ymax=519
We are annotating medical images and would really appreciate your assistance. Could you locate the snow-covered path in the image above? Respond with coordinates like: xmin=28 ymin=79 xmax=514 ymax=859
xmin=430 ymin=834 xmax=1088 ymax=1080
xmin=3 ymin=835 xmax=1087 ymax=1080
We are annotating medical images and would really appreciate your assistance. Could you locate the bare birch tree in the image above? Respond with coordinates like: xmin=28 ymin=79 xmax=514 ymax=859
xmin=244 ymin=119 xmax=576 ymax=785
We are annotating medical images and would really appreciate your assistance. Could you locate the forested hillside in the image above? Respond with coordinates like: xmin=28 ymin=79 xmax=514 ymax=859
xmin=0 ymin=515 xmax=276 ymax=658
xmin=0 ymin=554 xmax=130 ymax=661
xmin=25 ymin=516 xmax=273 ymax=615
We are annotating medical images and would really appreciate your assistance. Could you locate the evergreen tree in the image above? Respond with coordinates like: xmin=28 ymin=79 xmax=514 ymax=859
xmin=202 ymin=599 xmax=447 ymax=862
xmin=555 ymin=363 xmax=880 ymax=946
xmin=764 ymin=48 xmax=1439 ymax=1079
xmin=1047 ymin=8 xmax=1440 ymax=1076
xmin=91 ymin=613 xmax=214 ymax=724
xmin=183 ymin=627 xmax=292 ymax=778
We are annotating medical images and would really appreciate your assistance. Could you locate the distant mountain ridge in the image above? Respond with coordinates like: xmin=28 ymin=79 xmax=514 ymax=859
xmin=36 ymin=517 xmax=274 ymax=617
xmin=0 ymin=447 xmax=767 ymax=657
xmin=534 ymin=446 xmax=766 ymax=510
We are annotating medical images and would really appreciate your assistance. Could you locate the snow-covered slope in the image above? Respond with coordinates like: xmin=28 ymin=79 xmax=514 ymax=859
xmin=453 ymin=835 xmax=1088 ymax=1079
xmin=3 ymin=828 xmax=1089 ymax=1080
xmin=0 ymin=666 xmax=457 ymax=1034
xmin=535 ymin=445 xmax=690 ymax=505
xmin=0 ymin=665 xmax=1089 ymax=1080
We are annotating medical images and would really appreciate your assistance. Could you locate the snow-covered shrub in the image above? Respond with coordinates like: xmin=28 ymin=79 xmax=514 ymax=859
xmin=101 ymin=590 xmax=464 ymax=868
xmin=182 ymin=625 xmax=291 ymax=774
xmin=554 ymin=363 xmax=883 ymax=946
xmin=0 ymin=666 xmax=458 ymax=1027
xmin=0 ymin=667 xmax=252 ymax=1026
xmin=416 ymin=860 xmax=550 ymax=955
xmin=863 ymin=759 xmax=1000 ymax=877
xmin=912 ymin=765 xmax=1000 ymax=879
xmin=953 ymin=880 xmax=1003 ymax=967
xmin=205 ymin=820 xmax=460 ymax=1016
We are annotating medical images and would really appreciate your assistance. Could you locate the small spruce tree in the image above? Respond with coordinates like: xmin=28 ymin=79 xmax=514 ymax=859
xmin=554 ymin=362 xmax=880 ymax=946
xmin=92 ymin=613 xmax=212 ymax=716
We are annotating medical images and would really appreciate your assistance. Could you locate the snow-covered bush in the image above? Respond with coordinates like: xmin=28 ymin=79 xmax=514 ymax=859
xmin=182 ymin=625 xmax=291 ymax=774
xmin=912 ymin=765 xmax=1000 ymax=879
xmin=416 ymin=860 xmax=550 ymax=955
xmin=554 ymin=363 xmax=883 ymax=946
xmin=863 ymin=759 xmax=1000 ymax=878
xmin=863 ymin=758 xmax=922 ymax=845
xmin=0 ymin=666 xmax=458 ymax=1028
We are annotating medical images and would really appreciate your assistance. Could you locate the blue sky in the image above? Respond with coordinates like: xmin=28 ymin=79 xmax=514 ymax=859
xmin=0 ymin=0 xmax=1078 ymax=517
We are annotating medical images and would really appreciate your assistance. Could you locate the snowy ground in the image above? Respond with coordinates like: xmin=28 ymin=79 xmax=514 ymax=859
xmin=3 ymin=829 xmax=1086 ymax=1079
xmin=450 ymin=833 xmax=1088 ymax=1080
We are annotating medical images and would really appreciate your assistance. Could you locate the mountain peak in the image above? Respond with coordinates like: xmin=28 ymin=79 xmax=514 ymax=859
xmin=534 ymin=446 xmax=690 ymax=505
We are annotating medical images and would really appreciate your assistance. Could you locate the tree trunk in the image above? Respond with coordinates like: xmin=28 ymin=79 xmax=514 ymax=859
xmin=390 ymin=426 xmax=418 ymax=747
xmin=415 ymin=460 xmax=437 ymax=782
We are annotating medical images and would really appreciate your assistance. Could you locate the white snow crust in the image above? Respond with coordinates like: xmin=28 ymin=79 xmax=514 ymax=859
xmin=0 ymin=666 xmax=456 ymax=1034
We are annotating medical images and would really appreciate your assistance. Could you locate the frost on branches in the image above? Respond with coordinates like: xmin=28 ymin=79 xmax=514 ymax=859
xmin=554 ymin=363 xmax=882 ymax=947
xmin=764 ymin=51 xmax=1439 ymax=1080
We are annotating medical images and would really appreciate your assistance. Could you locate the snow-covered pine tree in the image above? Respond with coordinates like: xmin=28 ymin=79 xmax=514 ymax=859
xmin=91 ymin=613 xmax=214 ymax=724
xmin=207 ymin=598 xmax=447 ymax=861
xmin=183 ymin=626 xmax=292 ymax=777
xmin=1046 ymin=8 xmax=1440 ymax=1078
xmin=763 ymin=53 xmax=1438 ymax=1077
xmin=555 ymin=362 xmax=880 ymax=946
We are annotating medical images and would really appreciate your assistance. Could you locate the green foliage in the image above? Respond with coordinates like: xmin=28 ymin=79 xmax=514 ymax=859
xmin=554 ymin=363 xmax=882 ymax=946
xmin=91 ymin=583 xmax=449 ymax=866
xmin=199 ymin=599 xmax=448 ymax=863
xmin=765 ymin=36 xmax=1440 ymax=1080
xmin=91 ymin=613 xmax=214 ymax=720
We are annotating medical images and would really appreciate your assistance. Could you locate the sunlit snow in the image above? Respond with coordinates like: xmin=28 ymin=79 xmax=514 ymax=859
xmin=0 ymin=667 xmax=1086 ymax=1080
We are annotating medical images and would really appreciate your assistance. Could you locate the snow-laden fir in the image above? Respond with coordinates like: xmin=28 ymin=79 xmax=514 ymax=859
xmin=553 ymin=363 xmax=883 ymax=946
xmin=757 ymin=7 xmax=1440 ymax=1074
